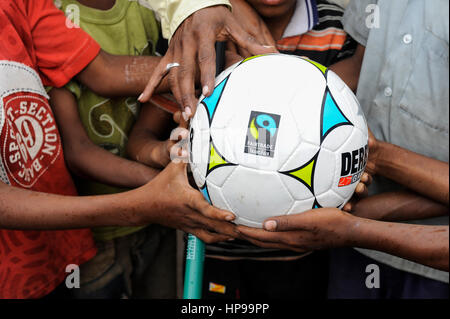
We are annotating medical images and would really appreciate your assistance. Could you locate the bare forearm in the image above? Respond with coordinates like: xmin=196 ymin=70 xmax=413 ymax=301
xmin=67 ymin=142 xmax=160 ymax=188
xmin=347 ymin=217 xmax=449 ymax=271
xmin=127 ymin=131 xmax=170 ymax=168
xmin=127 ymin=102 xmax=175 ymax=169
xmin=351 ymin=191 xmax=449 ymax=221
xmin=0 ymin=183 xmax=145 ymax=229
xmin=49 ymin=87 xmax=159 ymax=188
xmin=76 ymin=52 xmax=170 ymax=98
xmin=375 ymin=142 xmax=449 ymax=205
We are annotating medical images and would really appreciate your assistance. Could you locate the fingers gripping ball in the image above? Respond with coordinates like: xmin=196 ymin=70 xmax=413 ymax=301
xmin=188 ymin=54 xmax=368 ymax=228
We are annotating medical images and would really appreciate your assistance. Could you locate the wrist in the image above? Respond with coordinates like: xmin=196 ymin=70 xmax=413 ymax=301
xmin=337 ymin=212 xmax=366 ymax=247
xmin=326 ymin=210 xmax=360 ymax=248
xmin=369 ymin=140 xmax=389 ymax=175
xmin=344 ymin=214 xmax=381 ymax=249
xmin=373 ymin=140 xmax=396 ymax=176
xmin=115 ymin=186 xmax=160 ymax=226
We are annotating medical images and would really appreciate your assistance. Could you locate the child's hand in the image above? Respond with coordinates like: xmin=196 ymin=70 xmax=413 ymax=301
xmin=342 ymin=172 xmax=373 ymax=213
xmin=133 ymin=161 xmax=238 ymax=243
xmin=237 ymin=208 xmax=355 ymax=252
xmin=139 ymin=5 xmax=277 ymax=117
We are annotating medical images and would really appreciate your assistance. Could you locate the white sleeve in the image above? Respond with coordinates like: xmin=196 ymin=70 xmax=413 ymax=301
xmin=141 ymin=0 xmax=232 ymax=41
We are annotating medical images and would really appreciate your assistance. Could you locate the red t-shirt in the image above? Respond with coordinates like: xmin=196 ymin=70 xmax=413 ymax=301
xmin=0 ymin=0 xmax=101 ymax=298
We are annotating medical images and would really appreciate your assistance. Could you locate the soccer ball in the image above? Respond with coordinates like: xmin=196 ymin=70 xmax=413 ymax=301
xmin=188 ymin=54 xmax=368 ymax=228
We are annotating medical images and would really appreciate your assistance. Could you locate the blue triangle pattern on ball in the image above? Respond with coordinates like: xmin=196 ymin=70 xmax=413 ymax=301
xmin=200 ymin=185 xmax=211 ymax=204
xmin=320 ymin=90 xmax=352 ymax=143
xmin=202 ymin=76 xmax=229 ymax=124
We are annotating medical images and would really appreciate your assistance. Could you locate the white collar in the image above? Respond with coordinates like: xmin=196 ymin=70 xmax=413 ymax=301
xmin=282 ymin=0 xmax=318 ymax=38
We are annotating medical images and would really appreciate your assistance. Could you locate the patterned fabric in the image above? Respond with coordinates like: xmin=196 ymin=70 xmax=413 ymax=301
xmin=0 ymin=0 xmax=98 ymax=298
xmin=277 ymin=0 xmax=356 ymax=66
xmin=343 ymin=0 xmax=449 ymax=283
xmin=57 ymin=0 xmax=162 ymax=241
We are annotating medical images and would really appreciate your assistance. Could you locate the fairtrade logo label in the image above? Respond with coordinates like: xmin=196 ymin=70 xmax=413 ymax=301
xmin=244 ymin=111 xmax=281 ymax=158
xmin=1 ymin=93 xmax=61 ymax=188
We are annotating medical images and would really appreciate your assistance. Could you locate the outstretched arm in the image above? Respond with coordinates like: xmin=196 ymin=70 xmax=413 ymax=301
xmin=238 ymin=208 xmax=449 ymax=271
xmin=49 ymin=87 xmax=159 ymax=188
xmin=0 ymin=162 xmax=238 ymax=243
xmin=367 ymin=130 xmax=449 ymax=206
xmin=75 ymin=51 xmax=170 ymax=98
xmin=349 ymin=191 xmax=448 ymax=221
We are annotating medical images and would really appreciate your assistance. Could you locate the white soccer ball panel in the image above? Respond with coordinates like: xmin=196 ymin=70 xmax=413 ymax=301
xmin=209 ymin=125 xmax=239 ymax=165
xmin=345 ymin=88 xmax=368 ymax=135
xmin=313 ymin=147 xmax=336 ymax=196
xmin=279 ymin=141 xmax=320 ymax=172
xmin=189 ymin=125 xmax=210 ymax=183
xmin=326 ymin=70 xmax=353 ymax=120
xmin=207 ymin=165 xmax=238 ymax=188
xmin=193 ymin=101 xmax=211 ymax=131
xmin=279 ymin=173 xmax=314 ymax=201
xmin=315 ymin=189 xmax=345 ymax=208
xmin=192 ymin=167 xmax=205 ymax=188
xmin=287 ymin=198 xmax=316 ymax=215
xmin=206 ymin=181 xmax=232 ymax=211
xmin=221 ymin=165 xmax=294 ymax=227
xmin=320 ymin=125 xmax=354 ymax=152
xmin=289 ymin=66 xmax=326 ymax=147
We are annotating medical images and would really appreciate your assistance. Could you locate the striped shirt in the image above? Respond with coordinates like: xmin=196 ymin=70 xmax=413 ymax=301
xmin=277 ymin=0 xmax=356 ymax=67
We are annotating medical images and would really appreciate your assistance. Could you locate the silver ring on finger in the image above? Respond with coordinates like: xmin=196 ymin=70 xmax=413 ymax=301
xmin=166 ymin=62 xmax=180 ymax=71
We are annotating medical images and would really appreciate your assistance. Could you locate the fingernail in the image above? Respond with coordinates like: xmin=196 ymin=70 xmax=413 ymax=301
xmin=263 ymin=45 xmax=275 ymax=48
xmin=264 ymin=220 xmax=277 ymax=231
xmin=225 ymin=214 xmax=235 ymax=221
xmin=181 ymin=150 xmax=188 ymax=158
xmin=182 ymin=112 xmax=188 ymax=122
xmin=138 ymin=93 xmax=144 ymax=101
xmin=180 ymin=130 xmax=189 ymax=139
xmin=202 ymin=85 xmax=209 ymax=96
xmin=185 ymin=106 xmax=192 ymax=117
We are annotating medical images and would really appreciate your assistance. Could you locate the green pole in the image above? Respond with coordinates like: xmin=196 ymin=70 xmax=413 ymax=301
xmin=183 ymin=234 xmax=205 ymax=299
xmin=182 ymin=41 xmax=226 ymax=300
